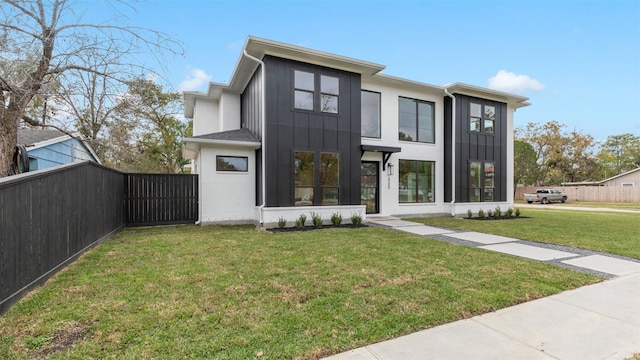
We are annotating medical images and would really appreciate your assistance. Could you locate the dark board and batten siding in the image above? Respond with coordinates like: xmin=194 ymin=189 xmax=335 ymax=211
xmin=263 ymin=55 xmax=362 ymax=207
xmin=242 ymin=67 xmax=264 ymax=206
xmin=124 ymin=174 xmax=199 ymax=226
xmin=444 ymin=94 xmax=508 ymax=202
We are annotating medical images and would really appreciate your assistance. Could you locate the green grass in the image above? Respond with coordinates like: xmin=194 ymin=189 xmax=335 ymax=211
xmin=411 ymin=208 xmax=640 ymax=259
xmin=0 ymin=225 xmax=599 ymax=359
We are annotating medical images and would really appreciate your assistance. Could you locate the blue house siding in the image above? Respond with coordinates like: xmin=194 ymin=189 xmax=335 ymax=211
xmin=28 ymin=138 xmax=97 ymax=171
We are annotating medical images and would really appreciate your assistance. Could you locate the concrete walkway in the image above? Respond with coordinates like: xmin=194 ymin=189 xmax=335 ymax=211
xmin=324 ymin=217 xmax=640 ymax=360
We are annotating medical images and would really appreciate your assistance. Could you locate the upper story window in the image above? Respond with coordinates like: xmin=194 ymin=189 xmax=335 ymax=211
xmin=398 ymin=97 xmax=435 ymax=143
xmin=470 ymin=102 xmax=495 ymax=134
xmin=293 ymin=70 xmax=339 ymax=114
xmin=361 ymin=90 xmax=381 ymax=138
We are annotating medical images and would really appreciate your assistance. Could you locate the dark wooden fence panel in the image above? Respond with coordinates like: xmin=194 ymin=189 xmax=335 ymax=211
xmin=0 ymin=162 xmax=124 ymax=313
xmin=124 ymin=174 xmax=198 ymax=226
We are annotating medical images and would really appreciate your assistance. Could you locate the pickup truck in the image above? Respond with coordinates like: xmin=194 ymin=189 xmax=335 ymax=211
xmin=524 ymin=189 xmax=568 ymax=204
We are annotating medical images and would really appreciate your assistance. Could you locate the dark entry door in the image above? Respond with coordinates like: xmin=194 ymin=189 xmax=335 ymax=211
xmin=361 ymin=162 xmax=379 ymax=214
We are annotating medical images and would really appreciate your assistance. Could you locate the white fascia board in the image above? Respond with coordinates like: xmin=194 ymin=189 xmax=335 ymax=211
xmin=183 ymin=84 xmax=228 ymax=118
xmin=444 ymin=83 xmax=530 ymax=108
xmin=183 ymin=137 xmax=262 ymax=150
xmin=369 ymin=73 xmax=444 ymax=94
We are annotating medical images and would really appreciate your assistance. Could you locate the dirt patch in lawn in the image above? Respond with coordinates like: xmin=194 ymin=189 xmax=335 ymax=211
xmin=32 ymin=322 xmax=92 ymax=359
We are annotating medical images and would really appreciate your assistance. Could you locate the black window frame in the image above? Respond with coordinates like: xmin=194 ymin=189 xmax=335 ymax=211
xmin=361 ymin=90 xmax=381 ymax=138
xmin=398 ymin=159 xmax=435 ymax=203
xmin=216 ymin=156 xmax=249 ymax=172
xmin=292 ymin=69 xmax=340 ymax=115
xmin=469 ymin=102 xmax=496 ymax=135
xmin=469 ymin=160 xmax=495 ymax=202
xmin=293 ymin=150 xmax=340 ymax=206
xmin=398 ymin=96 xmax=435 ymax=144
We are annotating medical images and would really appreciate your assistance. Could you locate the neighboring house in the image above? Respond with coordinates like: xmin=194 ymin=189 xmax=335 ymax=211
xmin=562 ymin=167 xmax=640 ymax=187
xmin=18 ymin=128 xmax=101 ymax=171
xmin=183 ymin=37 xmax=530 ymax=226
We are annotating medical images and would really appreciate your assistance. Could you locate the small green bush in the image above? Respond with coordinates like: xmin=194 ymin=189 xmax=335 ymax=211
xmin=478 ymin=209 xmax=485 ymax=219
xmin=487 ymin=209 xmax=493 ymax=218
xmin=506 ymin=207 xmax=514 ymax=218
xmin=494 ymin=206 xmax=502 ymax=219
xmin=310 ymin=212 xmax=323 ymax=228
xmin=467 ymin=209 xmax=473 ymax=219
xmin=331 ymin=212 xmax=342 ymax=226
xmin=296 ymin=214 xmax=307 ymax=228
xmin=278 ymin=217 xmax=287 ymax=228
xmin=350 ymin=213 xmax=363 ymax=225
xmin=515 ymin=207 xmax=521 ymax=217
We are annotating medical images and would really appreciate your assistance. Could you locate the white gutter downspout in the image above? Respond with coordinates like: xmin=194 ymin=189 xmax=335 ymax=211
xmin=444 ymin=87 xmax=456 ymax=217
xmin=243 ymin=50 xmax=267 ymax=225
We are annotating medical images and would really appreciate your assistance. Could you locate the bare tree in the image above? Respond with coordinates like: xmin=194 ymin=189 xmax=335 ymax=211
xmin=0 ymin=0 xmax=182 ymax=177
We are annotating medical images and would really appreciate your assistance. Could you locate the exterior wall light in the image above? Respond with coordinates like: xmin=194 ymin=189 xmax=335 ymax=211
xmin=387 ymin=163 xmax=394 ymax=176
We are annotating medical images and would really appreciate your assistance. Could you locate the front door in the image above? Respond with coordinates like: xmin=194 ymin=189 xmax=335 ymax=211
xmin=361 ymin=162 xmax=379 ymax=214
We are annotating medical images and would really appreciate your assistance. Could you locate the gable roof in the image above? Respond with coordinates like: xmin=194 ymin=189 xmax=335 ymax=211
xmin=191 ymin=128 xmax=260 ymax=143
xmin=601 ymin=166 xmax=640 ymax=183
xmin=17 ymin=128 xmax=101 ymax=164
xmin=183 ymin=128 xmax=262 ymax=159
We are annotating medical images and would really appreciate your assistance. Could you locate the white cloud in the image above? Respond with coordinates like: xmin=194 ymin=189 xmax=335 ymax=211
xmin=487 ymin=70 xmax=544 ymax=93
xmin=179 ymin=68 xmax=212 ymax=91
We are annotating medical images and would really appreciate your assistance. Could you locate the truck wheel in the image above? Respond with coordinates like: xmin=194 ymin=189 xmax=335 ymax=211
xmin=527 ymin=201 xmax=533 ymax=204
xmin=562 ymin=197 xmax=567 ymax=203
xmin=541 ymin=198 xmax=548 ymax=204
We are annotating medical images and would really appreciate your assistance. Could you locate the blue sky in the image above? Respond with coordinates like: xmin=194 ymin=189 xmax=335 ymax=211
xmin=84 ymin=0 xmax=639 ymax=142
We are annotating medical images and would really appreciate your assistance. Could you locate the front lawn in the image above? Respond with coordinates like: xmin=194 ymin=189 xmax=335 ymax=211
xmin=0 ymin=225 xmax=599 ymax=359
xmin=410 ymin=208 xmax=640 ymax=259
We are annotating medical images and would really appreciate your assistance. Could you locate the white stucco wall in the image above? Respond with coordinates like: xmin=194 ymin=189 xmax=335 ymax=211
xmin=193 ymin=99 xmax=219 ymax=136
xmin=198 ymin=145 xmax=257 ymax=224
xmin=219 ymin=93 xmax=241 ymax=131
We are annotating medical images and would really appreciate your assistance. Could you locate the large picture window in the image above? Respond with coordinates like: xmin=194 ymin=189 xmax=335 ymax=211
xmin=399 ymin=160 xmax=435 ymax=203
xmin=293 ymin=70 xmax=339 ymax=114
xmin=469 ymin=161 xmax=495 ymax=202
xmin=216 ymin=156 xmax=248 ymax=172
xmin=398 ymin=97 xmax=434 ymax=143
xmin=361 ymin=90 xmax=381 ymax=138
xmin=294 ymin=151 xmax=340 ymax=206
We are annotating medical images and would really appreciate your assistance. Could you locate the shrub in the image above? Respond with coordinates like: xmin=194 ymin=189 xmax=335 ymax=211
xmin=310 ymin=212 xmax=323 ymax=228
xmin=478 ymin=209 xmax=485 ymax=219
xmin=487 ymin=209 xmax=493 ymax=218
xmin=278 ymin=217 xmax=287 ymax=229
xmin=494 ymin=206 xmax=502 ymax=219
xmin=467 ymin=209 xmax=473 ymax=219
xmin=295 ymin=214 xmax=307 ymax=228
xmin=331 ymin=212 xmax=342 ymax=226
xmin=515 ymin=207 xmax=521 ymax=218
xmin=506 ymin=207 xmax=514 ymax=218
xmin=350 ymin=213 xmax=363 ymax=225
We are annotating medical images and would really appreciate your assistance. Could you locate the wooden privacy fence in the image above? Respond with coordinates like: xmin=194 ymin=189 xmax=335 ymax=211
xmin=515 ymin=186 xmax=640 ymax=203
xmin=124 ymin=173 xmax=199 ymax=226
xmin=0 ymin=162 xmax=199 ymax=313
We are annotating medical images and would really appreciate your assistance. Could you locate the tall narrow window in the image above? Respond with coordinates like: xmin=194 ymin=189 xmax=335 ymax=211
xmin=469 ymin=161 xmax=481 ymax=202
xmin=470 ymin=103 xmax=481 ymax=132
xmin=399 ymin=160 xmax=435 ymax=203
xmin=399 ymin=97 xmax=435 ymax=143
xmin=484 ymin=162 xmax=495 ymax=201
xmin=294 ymin=152 xmax=315 ymax=206
xmin=320 ymin=153 xmax=339 ymax=205
xmin=361 ymin=90 xmax=381 ymax=138
xmin=484 ymin=106 xmax=495 ymax=134
xmin=320 ymin=75 xmax=339 ymax=113
xmin=294 ymin=70 xmax=314 ymax=111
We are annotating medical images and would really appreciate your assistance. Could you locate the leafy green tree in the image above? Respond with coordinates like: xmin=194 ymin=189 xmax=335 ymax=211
xmin=597 ymin=133 xmax=640 ymax=176
xmin=513 ymin=140 xmax=539 ymax=186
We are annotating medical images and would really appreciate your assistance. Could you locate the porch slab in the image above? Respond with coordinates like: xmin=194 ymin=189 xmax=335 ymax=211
xmin=478 ymin=243 xmax=578 ymax=261
xmin=562 ymin=255 xmax=640 ymax=276
xmin=446 ymin=231 xmax=518 ymax=245
xmin=367 ymin=219 xmax=424 ymax=227
xmin=394 ymin=225 xmax=454 ymax=236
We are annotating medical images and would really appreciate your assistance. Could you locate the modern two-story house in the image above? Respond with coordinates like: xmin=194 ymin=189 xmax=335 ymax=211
xmin=183 ymin=37 xmax=530 ymax=227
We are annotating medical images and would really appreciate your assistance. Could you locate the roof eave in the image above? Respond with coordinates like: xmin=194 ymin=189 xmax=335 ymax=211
xmin=183 ymin=137 xmax=262 ymax=149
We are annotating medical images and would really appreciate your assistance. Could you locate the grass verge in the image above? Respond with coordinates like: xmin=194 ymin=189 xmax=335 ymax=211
xmin=410 ymin=208 xmax=640 ymax=259
xmin=0 ymin=225 xmax=599 ymax=359
xmin=514 ymin=200 xmax=640 ymax=211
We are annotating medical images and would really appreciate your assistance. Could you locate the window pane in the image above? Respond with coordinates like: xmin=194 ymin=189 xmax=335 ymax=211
xmin=470 ymin=103 xmax=481 ymax=117
xmin=216 ymin=156 xmax=248 ymax=172
xmin=398 ymin=160 xmax=410 ymax=202
xmin=470 ymin=188 xmax=481 ymax=202
xmin=417 ymin=161 xmax=435 ymax=203
xmin=294 ymin=70 xmax=314 ymax=91
xmin=417 ymin=102 xmax=434 ymax=143
xmin=485 ymin=162 xmax=495 ymax=188
xmin=470 ymin=117 xmax=481 ymax=132
xmin=399 ymin=98 xmax=416 ymax=141
xmin=321 ymin=94 xmax=338 ymax=113
xmin=484 ymin=189 xmax=494 ymax=202
xmin=484 ymin=106 xmax=495 ymax=120
xmin=321 ymin=187 xmax=339 ymax=205
xmin=321 ymin=153 xmax=339 ymax=186
xmin=361 ymin=91 xmax=381 ymax=138
xmin=294 ymin=152 xmax=314 ymax=186
xmin=294 ymin=188 xmax=314 ymax=206
xmin=321 ymin=75 xmax=339 ymax=95
xmin=470 ymin=162 xmax=481 ymax=188
xmin=484 ymin=119 xmax=494 ymax=134
xmin=294 ymin=90 xmax=314 ymax=110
